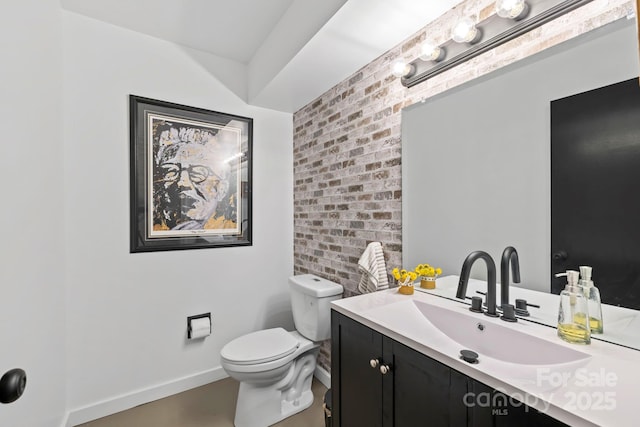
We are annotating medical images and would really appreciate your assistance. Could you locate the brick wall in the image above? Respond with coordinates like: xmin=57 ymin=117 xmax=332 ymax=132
xmin=293 ymin=0 xmax=634 ymax=371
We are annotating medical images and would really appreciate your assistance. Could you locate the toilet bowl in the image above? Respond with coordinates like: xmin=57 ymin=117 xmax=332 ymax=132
xmin=221 ymin=329 xmax=318 ymax=427
xmin=220 ymin=274 xmax=343 ymax=427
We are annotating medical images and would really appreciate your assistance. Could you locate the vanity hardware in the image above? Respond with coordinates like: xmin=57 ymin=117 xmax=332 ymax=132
xmin=475 ymin=292 xmax=539 ymax=318
xmin=470 ymin=296 xmax=483 ymax=313
xmin=474 ymin=290 xmax=491 ymax=310
xmin=515 ymin=298 xmax=540 ymax=316
xmin=500 ymin=246 xmax=521 ymax=309
xmin=370 ymin=358 xmax=391 ymax=374
xmin=501 ymin=304 xmax=518 ymax=322
xmin=517 ymin=298 xmax=540 ymax=308
xmin=457 ymin=251 xmax=499 ymax=317
xmin=475 ymin=290 xmax=493 ymax=309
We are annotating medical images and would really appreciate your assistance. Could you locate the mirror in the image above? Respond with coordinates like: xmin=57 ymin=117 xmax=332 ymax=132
xmin=402 ymin=18 xmax=640 ymax=350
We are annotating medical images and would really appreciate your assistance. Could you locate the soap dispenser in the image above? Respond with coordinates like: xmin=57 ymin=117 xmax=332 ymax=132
xmin=556 ymin=270 xmax=591 ymax=344
xmin=579 ymin=266 xmax=603 ymax=334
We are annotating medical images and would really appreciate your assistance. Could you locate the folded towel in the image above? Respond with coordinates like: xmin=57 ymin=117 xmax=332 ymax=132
xmin=357 ymin=242 xmax=389 ymax=293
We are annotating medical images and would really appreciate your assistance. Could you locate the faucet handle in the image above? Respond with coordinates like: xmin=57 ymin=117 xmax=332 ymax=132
xmin=469 ymin=296 xmax=484 ymax=313
xmin=475 ymin=290 xmax=490 ymax=308
xmin=514 ymin=298 xmax=540 ymax=317
xmin=500 ymin=304 xmax=518 ymax=322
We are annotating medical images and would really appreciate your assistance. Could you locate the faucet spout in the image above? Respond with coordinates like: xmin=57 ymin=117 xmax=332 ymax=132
xmin=456 ymin=251 xmax=498 ymax=317
xmin=500 ymin=246 xmax=521 ymax=308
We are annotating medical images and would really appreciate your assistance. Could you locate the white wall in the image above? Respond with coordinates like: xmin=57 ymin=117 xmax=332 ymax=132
xmin=62 ymin=12 xmax=293 ymax=424
xmin=0 ymin=1 xmax=67 ymax=426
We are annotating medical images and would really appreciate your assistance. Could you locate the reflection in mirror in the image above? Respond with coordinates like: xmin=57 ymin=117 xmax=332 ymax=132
xmin=550 ymin=77 xmax=640 ymax=304
xmin=402 ymin=18 xmax=640 ymax=350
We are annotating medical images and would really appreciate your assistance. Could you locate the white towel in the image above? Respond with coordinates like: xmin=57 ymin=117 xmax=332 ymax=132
xmin=357 ymin=242 xmax=389 ymax=293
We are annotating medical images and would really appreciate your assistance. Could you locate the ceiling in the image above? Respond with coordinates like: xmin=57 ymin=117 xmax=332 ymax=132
xmin=61 ymin=0 xmax=463 ymax=113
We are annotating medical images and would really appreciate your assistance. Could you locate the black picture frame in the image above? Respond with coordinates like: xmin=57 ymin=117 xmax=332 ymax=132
xmin=129 ymin=95 xmax=252 ymax=252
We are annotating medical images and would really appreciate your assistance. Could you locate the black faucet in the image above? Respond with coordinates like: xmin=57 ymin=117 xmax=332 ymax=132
xmin=456 ymin=251 xmax=499 ymax=317
xmin=500 ymin=246 xmax=521 ymax=309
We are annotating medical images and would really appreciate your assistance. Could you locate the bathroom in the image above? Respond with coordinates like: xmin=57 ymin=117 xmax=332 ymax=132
xmin=1 ymin=0 xmax=639 ymax=426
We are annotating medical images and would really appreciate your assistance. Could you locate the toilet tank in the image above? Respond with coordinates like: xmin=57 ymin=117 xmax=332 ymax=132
xmin=289 ymin=274 xmax=343 ymax=341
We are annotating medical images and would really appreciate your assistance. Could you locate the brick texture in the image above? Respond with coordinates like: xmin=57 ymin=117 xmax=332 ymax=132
xmin=293 ymin=0 xmax=634 ymax=372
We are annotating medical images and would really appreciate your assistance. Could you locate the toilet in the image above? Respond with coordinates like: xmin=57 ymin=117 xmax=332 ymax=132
xmin=220 ymin=274 xmax=343 ymax=427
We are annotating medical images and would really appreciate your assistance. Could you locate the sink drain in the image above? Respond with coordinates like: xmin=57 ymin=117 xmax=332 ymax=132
xmin=460 ymin=349 xmax=479 ymax=364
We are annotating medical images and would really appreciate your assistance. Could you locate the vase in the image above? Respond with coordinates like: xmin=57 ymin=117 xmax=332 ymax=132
xmin=397 ymin=281 xmax=414 ymax=295
xmin=420 ymin=276 xmax=437 ymax=289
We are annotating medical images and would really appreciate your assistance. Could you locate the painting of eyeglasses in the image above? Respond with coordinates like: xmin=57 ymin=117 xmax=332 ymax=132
xmin=129 ymin=95 xmax=252 ymax=252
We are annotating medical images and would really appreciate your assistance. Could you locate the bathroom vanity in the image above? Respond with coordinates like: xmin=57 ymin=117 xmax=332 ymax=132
xmin=331 ymin=312 xmax=564 ymax=426
xmin=330 ymin=287 xmax=640 ymax=427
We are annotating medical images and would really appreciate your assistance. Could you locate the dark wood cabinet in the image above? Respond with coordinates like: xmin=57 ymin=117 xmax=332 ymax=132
xmin=332 ymin=311 xmax=384 ymax=427
xmin=331 ymin=310 xmax=567 ymax=427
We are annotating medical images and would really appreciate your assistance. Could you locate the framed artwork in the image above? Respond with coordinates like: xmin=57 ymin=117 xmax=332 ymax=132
xmin=129 ymin=95 xmax=252 ymax=252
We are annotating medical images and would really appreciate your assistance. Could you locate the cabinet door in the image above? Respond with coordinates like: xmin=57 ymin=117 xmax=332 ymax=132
xmin=492 ymin=389 xmax=569 ymax=427
xmin=390 ymin=339 xmax=466 ymax=427
xmin=331 ymin=311 xmax=384 ymax=427
xmin=467 ymin=379 xmax=497 ymax=427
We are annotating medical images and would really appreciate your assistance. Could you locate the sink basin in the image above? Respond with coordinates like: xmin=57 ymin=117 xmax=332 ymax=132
xmin=412 ymin=300 xmax=591 ymax=366
xmin=361 ymin=296 xmax=592 ymax=391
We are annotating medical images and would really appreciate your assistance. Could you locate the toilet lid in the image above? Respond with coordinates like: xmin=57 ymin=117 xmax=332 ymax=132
xmin=221 ymin=328 xmax=300 ymax=365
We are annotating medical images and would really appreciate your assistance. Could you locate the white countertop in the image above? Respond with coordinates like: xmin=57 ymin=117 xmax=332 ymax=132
xmin=331 ymin=278 xmax=640 ymax=427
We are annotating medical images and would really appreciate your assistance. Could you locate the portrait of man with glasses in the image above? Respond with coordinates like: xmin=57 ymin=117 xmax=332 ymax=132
xmin=150 ymin=119 xmax=241 ymax=235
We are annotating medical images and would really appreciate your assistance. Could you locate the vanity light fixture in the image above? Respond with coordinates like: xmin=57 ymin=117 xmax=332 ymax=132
xmin=495 ymin=0 xmax=530 ymax=20
xmin=398 ymin=0 xmax=594 ymax=88
xmin=451 ymin=17 xmax=482 ymax=44
xmin=420 ymin=42 xmax=446 ymax=62
xmin=391 ymin=60 xmax=415 ymax=78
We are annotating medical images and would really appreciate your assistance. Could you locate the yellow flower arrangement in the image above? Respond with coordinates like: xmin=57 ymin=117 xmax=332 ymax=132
xmin=392 ymin=267 xmax=418 ymax=295
xmin=415 ymin=264 xmax=442 ymax=278
xmin=415 ymin=263 xmax=442 ymax=289
xmin=392 ymin=268 xmax=418 ymax=285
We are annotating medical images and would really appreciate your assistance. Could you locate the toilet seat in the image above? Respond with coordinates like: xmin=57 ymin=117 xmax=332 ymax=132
xmin=221 ymin=327 xmax=300 ymax=365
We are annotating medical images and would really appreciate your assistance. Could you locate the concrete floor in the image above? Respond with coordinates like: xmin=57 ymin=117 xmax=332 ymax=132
xmin=77 ymin=377 xmax=328 ymax=427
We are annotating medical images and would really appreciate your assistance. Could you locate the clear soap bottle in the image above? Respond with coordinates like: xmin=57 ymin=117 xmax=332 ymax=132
xmin=556 ymin=270 xmax=591 ymax=344
xmin=579 ymin=266 xmax=603 ymax=334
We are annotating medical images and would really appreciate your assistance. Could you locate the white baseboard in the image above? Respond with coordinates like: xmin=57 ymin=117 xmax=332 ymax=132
xmin=314 ymin=365 xmax=331 ymax=389
xmin=62 ymin=365 xmax=330 ymax=427
xmin=63 ymin=367 xmax=227 ymax=427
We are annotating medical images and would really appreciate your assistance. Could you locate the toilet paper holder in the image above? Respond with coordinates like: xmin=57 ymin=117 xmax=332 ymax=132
xmin=187 ymin=313 xmax=211 ymax=339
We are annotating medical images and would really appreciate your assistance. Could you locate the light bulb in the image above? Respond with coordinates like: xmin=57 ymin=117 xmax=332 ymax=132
xmin=420 ymin=42 xmax=445 ymax=62
xmin=451 ymin=17 xmax=481 ymax=44
xmin=495 ymin=0 xmax=529 ymax=20
xmin=391 ymin=60 xmax=414 ymax=78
